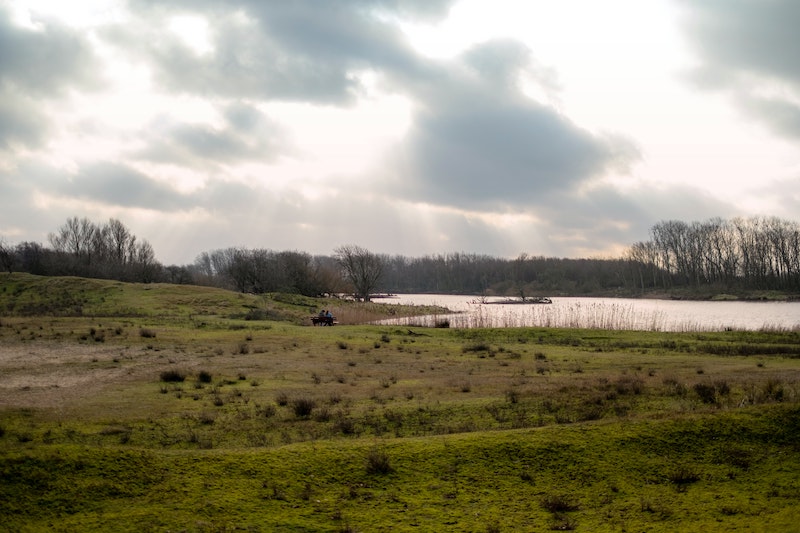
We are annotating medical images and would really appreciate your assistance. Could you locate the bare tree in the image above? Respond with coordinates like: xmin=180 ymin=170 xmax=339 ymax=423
xmin=334 ymin=245 xmax=384 ymax=301
xmin=49 ymin=216 xmax=97 ymax=266
xmin=0 ymin=237 xmax=13 ymax=272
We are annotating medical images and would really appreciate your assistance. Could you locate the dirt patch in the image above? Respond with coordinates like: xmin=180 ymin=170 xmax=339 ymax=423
xmin=0 ymin=341 xmax=158 ymax=409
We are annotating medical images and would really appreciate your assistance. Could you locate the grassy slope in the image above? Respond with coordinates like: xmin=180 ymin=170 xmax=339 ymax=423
xmin=1 ymin=273 xmax=799 ymax=531
xmin=3 ymin=408 xmax=799 ymax=532
xmin=0 ymin=272 xmax=447 ymax=324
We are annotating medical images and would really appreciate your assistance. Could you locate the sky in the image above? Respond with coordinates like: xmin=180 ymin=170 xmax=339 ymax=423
xmin=1 ymin=0 xmax=799 ymax=266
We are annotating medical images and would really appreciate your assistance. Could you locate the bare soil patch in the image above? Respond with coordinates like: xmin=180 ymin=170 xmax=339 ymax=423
xmin=0 ymin=341 xmax=155 ymax=409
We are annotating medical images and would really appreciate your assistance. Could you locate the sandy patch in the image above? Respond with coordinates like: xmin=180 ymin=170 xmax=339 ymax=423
xmin=0 ymin=341 xmax=156 ymax=409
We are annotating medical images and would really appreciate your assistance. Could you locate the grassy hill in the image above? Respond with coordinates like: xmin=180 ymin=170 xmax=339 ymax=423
xmin=1 ymin=274 xmax=799 ymax=531
xmin=0 ymin=272 xmax=445 ymax=324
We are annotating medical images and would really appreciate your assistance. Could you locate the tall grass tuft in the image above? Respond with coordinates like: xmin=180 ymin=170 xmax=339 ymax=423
xmin=541 ymin=493 xmax=579 ymax=513
xmin=365 ymin=446 xmax=393 ymax=475
xmin=291 ymin=396 xmax=316 ymax=418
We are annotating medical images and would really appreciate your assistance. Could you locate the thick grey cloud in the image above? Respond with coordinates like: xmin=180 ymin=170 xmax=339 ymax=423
xmin=0 ymin=93 xmax=47 ymax=150
xmin=134 ymin=102 xmax=289 ymax=168
xmin=112 ymin=0 xmax=450 ymax=103
xmin=0 ymin=5 xmax=100 ymax=150
xmin=680 ymin=0 xmax=800 ymax=85
xmin=385 ymin=40 xmax=639 ymax=210
xmin=679 ymin=0 xmax=800 ymax=139
xmin=0 ymin=6 xmax=99 ymax=94
xmin=57 ymin=163 xmax=191 ymax=211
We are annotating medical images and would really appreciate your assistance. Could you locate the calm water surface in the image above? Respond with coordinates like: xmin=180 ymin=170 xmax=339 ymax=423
xmin=377 ymin=294 xmax=800 ymax=332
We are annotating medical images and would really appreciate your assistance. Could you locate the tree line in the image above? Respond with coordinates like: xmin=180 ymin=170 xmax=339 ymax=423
xmin=626 ymin=217 xmax=800 ymax=291
xmin=1 ymin=217 xmax=162 ymax=283
xmin=2 ymin=215 xmax=799 ymax=297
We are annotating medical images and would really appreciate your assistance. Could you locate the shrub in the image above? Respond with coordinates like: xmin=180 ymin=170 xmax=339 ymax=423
xmin=693 ymin=382 xmax=717 ymax=404
xmin=334 ymin=413 xmax=356 ymax=435
xmin=291 ymin=397 xmax=316 ymax=418
xmin=541 ymin=493 xmax=579 ymax=513
xmin=714 ymin=380 xmax=731 ymax=396
xmin=160 ymin=370 xmax=186 ymax=382
xmin=667 ymin=465 xmax=701 ymax=486
xmin=763 ymin=378 xmax=785 ymax=402
xmin=365 ymin=447 xmax=393 ymax=475
xmin=198 ymin=412 xmax=215 ymax=425
xmin=139 ymin=327 xmax=156 ymax=338
xmin=275 ymin=392 xmax=289 ymax=406
xmin=505 ymin=389 xmax=519 ymax=404
xmin=463 ymin=342 xmax=491 ymax=353
xmin=615 ymin=376 xmax=643 ymax=396
xmin=258 ymin=404 xmax=277 ymax=418
xmin=197 ymin=370 xmax=213 ymax=383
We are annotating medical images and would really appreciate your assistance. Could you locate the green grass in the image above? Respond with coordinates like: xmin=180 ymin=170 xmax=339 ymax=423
xmin=1 ymin=273 xmax=800 ymax=531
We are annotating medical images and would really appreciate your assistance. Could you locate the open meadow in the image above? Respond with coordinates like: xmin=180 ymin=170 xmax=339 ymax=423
xmin=1 ymin=273 xmax=800 ymax=531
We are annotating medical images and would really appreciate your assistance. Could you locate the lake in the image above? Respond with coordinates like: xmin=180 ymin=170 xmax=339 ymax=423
xmin=375 ymin=294 xmax=800 ymax=332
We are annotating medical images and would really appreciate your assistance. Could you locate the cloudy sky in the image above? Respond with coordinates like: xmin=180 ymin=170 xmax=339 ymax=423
xmin=1 ymin=0 xmax=798 ymax=265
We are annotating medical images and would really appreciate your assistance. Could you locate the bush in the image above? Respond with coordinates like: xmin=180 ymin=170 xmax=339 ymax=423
xmin=365 ymin=447 xmax=393 ymax=475
xmin=462 ymin=342 xmax=491 ymax=353
xmin=693 ymin=382 xmax=717 ymax=404
xmin=275 ymin=392 xmax=289 ymax=406
xmin=540 ymin=493 xmax=579 ymax=513
xmin=197 ymin=370 xmax=213 ymax=383
xmin=139 ymin=328 xmax=156 ymax=338
xmin=291 ymin=397 xmax=316 ymax=418
xmin=763 ymin=378 xmax=785 ymax=402
xmin=160 ymin=370 xmax=186 ymax=382
xmin=505 ymin=389 xmax=519 ymax=404
xmin=258 ymin=404 xmax=277 ymax=418
xmin=667 ymin=465 xmax=701 ymax=486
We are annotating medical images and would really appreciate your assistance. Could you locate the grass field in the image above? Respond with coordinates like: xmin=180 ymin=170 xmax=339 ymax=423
xmin=1 ymin=273 xmax=799 ymax=531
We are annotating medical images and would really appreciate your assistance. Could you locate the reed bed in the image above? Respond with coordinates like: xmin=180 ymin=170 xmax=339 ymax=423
xmin=374 ymin=301 xmax=757 ymax=332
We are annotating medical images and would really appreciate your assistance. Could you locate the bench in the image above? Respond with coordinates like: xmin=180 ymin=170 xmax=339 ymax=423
xmin=311 ymin=316 xmax=337 ymax=326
